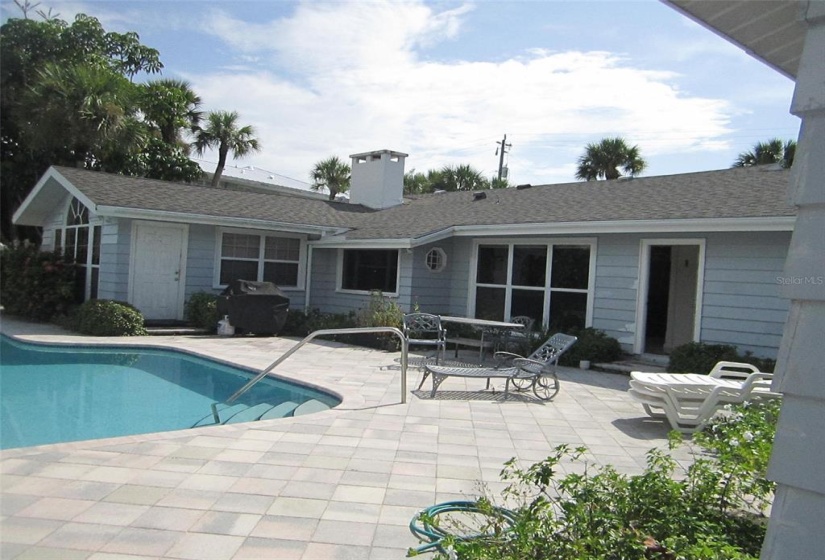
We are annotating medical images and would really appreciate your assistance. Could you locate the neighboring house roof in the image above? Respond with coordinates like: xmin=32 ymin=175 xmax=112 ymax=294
xmin=14 ymin=165 xmax=794 ymax=246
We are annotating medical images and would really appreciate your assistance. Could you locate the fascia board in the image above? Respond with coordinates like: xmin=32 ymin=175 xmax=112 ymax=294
xmin=308 ymin=237 xmax=412 ymax=249
xmin=13 ymin=167 xmax=97 ymax=225
xmin=98 ymin=206 xmax=347 ymax=236
xmin=449 ymin=217 xmax=796 ymax=236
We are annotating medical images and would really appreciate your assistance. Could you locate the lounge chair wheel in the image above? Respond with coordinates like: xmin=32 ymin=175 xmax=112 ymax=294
xmin=533 ymin=374 xmax=559 ymax=401
xmin=510 ymin=376 xmax=533 ymax=391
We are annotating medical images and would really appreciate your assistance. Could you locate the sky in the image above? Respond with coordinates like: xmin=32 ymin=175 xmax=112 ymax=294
xmin=1 ymin=0 xmax=802 ymax=189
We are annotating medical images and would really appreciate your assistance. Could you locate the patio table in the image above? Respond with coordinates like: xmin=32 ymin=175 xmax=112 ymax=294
xmin=440 ymin=316 xmax=524 ymax=364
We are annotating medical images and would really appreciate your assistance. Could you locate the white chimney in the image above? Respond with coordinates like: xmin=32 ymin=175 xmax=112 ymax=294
xmin=349 ymin=149 xmax=407 ymax=209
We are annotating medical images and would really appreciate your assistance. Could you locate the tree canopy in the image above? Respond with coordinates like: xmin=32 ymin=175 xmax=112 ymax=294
xmin=192 ymin=110 xmax=261 ymax=187
xmin=575 ymin=137 xmax=647 ymax=181
xmin=732 ymin=138 xmax=796 ymax=169
xmin=403 ymin=164 xmax=505 ymax=195
xmin=311 ymin=156 xmax=351 ymax=200
xmin=0 ymin=9 xmax=243 ymax=241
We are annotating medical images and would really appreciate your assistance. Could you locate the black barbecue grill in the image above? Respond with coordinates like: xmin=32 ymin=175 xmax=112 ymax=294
xmin=216 ymin=280 xmax=289 ymax=336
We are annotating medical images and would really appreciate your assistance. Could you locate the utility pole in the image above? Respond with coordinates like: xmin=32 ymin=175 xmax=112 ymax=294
xmin=495 ymin=134 xmax=512 ymax=181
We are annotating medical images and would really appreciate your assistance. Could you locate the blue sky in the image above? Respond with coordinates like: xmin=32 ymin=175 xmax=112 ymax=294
xmin=1 ymin=0 xmax=801 ymax=188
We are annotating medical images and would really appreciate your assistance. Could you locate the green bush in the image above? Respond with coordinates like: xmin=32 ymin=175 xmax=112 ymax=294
xmin=68 ymin=299 xmax=147 ymax=336
xmin=184 ymin=292 xmax=219 ymax=331
xmin=417 ymin=399 xmax=779 ymax=560
xmin=0 ymin=241 xmax=77 ymax=321
xmin=668 ymin=342 xmax=775 ymax=374
xmin=552 ymin=327 xmax=623 ymax=367
xmin=355 ymin=291 xmax=404 ymax=350
xmin=281 ymin=308 xmax=357 ymax=338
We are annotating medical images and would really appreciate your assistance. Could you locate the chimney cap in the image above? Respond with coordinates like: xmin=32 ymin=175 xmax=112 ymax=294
xmin=349 ymin=149 xmax=409 ymax=159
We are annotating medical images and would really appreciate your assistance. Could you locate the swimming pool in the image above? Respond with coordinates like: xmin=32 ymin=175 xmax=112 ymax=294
xmin=0 ymin=335 xmax=340 ymax=450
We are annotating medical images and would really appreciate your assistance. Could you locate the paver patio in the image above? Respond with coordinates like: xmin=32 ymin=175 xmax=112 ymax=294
xmin=0 ymin=316 xmax=688 ymax=559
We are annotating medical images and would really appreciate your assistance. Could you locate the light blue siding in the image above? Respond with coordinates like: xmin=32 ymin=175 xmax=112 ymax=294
xmin=98 ymin=217 xmax=130 ymax=301
xmin=407 ymin=240 xmax=455 ymax=314
xmin=185 ymin=225 xmax=219 ymax=298
xmin=591 ymin=231 xmax=791 ymax=358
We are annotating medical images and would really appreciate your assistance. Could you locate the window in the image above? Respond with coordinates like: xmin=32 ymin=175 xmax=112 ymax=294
xmin=55 ymin=198 xmax=99 ymax=302
xmin=425 ymin=247 xmax=447 ymax=272
xmin=473 ymin=240 xmax=593 ymax=329
xmin=217 ymin=231 xmax=303 ymax=288
xmin=341 ymin=249 xmax=399 ymax=293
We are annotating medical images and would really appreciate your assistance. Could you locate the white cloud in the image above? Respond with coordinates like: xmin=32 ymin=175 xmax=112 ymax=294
xmin=187 ymin=1 xmax=734 ymax=185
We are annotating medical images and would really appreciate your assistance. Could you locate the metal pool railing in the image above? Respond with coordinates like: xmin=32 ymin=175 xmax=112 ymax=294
xmin=211 ymin=327 xmax=409 ymax=424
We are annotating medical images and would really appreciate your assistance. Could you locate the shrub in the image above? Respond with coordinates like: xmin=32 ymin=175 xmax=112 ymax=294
xmin=355 ymin=291 xmax=404 ymax=350
xmin=68 ymin=300 xmax=147 ymax=336
xmin=552 ymin=327 xmax=623 ymax=367
xmin=417 ymin=399 xmax=779 ymax=560
xmin=668 ymin=342 xmax=775 ymax=374
xmin=281 ymin=308 xmax=357 ymax=338
xmin=185 ymin=292 xmax=219 ymax=332
xmin=0 ymin=241 xmax=77 ymax=321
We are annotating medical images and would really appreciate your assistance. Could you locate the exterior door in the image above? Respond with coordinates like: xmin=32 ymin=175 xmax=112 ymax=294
xmin=130 ymin=222 xmax=187 ymax=321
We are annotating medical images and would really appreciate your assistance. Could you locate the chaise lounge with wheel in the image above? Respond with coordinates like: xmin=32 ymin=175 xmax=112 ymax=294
xmin=420 ymin=332 xmax=577 ymax=400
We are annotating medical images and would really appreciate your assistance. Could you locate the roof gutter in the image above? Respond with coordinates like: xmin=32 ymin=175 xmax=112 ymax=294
xmin=98 ymin=206 xmax=349 ymax=237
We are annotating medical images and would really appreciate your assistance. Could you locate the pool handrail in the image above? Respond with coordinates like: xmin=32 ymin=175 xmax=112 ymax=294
xmin=212 ymin=326 xmax=408 ymax=424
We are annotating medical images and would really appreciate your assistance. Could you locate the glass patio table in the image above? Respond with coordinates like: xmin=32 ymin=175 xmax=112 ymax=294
xmin=439 ymin=316 xmax=524 ymax=364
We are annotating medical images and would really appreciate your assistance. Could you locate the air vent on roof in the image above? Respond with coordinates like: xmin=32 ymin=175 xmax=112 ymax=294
xmin=472 ymin=191 xmax=487 ymax=201
xmin=516 ymin=183 xmax=532 ymax=190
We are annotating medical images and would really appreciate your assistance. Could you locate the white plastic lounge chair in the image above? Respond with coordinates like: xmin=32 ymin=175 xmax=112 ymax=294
xmin=403 ymin=313 xmax=447 ymax=365
xmin=628 ymin=361 xmax=780 ymax=433
xmin=420 ymin=332 xmax=577 ymax=400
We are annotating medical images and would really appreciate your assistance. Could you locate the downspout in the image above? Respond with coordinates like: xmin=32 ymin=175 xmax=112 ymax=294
xmin=305 ymin=244 xmax=313 ymax=312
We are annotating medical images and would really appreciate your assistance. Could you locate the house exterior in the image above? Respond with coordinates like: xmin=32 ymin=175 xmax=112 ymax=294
xmin=14 ymin=150 xmax=795 ymax=359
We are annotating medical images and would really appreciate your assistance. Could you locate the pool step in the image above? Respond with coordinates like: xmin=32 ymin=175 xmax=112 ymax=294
xmin=293 ymin=399 xmax=330 ymax=417
xmin=259 ymin=401 xmax=300 ymax=420
xmin=222 ymin=403 xmax=274 ymax=424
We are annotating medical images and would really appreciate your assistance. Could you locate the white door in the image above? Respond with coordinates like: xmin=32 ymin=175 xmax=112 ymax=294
xmin=130 ymin=222 xmax=188 ymax=321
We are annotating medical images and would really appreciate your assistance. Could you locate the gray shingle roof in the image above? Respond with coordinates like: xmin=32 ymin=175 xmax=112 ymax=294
xmin=54 ymin=165 xmax=794 ymax=241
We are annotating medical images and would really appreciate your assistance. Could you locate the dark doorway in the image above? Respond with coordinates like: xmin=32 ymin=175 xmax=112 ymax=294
xmin=645 ymin=246 xmax=671 ymax=354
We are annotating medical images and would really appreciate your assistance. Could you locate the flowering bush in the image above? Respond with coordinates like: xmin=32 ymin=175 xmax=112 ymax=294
xmin=412 ymin=399 xmax=780 ymax=559
xmin=0 ymin=241 xmax=77 ymax=321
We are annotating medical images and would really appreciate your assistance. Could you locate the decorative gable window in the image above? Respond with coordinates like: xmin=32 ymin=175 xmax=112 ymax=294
xmin=54 ymin=197 xmax=100 ymax=302
xmin=340 ymin=249 xmax=399 ymax=294
xmin=217 ymin=230 xmax=304 ymax=288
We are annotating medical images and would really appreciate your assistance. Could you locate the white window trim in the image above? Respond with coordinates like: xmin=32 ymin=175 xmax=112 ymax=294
xmin=336 ymin=248 xmax=401 ymax=297
xmin=213 ymin=228 xmax=307 ymax=290
xmin=468 ymin=237 xmax=597 ymax=328
xmin=634 ymin=238 xmax=706 ymax=355
xmin=55 ymin=197 xmax=102 ymax=301
xmin=424 ymin=247 xmax=447 ymax=273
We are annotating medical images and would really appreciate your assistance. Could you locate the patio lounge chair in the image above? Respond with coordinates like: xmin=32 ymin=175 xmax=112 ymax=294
xmin=628 ymin=361 xmax=780 ymax=433
xmin=403 ymin=313 xmax=447 ymax=365
xmin=420 ymin=332 xmax=577 ymax=400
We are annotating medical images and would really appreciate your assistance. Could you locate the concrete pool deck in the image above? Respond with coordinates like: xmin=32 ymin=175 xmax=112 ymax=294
xmin=0 ymin=317 xmax=687 ymax=559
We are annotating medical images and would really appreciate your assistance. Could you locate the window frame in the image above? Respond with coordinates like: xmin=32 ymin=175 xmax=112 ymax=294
xmin=337 ymin=248 xmax=401 ymax=296
xmin=468 ymin=237 xmax=597 ymax=328
xmin=213 ymin=228 xmax=307 ymax=290
xmin=53 ymin=197 xmax=101 ymax=301
xmin=424 ymin=247 xmax=447 ymax=273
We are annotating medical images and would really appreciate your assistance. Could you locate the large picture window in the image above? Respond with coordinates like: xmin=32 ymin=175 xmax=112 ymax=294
xmin=54 ymin=198 xmax=100 ymax=302
xmin=341 ymin=249 xmax=399 ymax=293
xmin=218 ymin=231 xmax=303 ymax=288
xmin=473 ymin=240 xmax=593 ymax=330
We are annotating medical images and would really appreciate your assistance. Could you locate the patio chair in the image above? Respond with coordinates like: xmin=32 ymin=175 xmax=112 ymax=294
xmin=402 ymin=312 xmax=447 ymax=365
xmin=420 ymin=332 xmax=577 ymax=401
xmin=497 ymin=315 xmax=536 ymax=353
xmin=628 ymin=361 xmax=780 ymax=433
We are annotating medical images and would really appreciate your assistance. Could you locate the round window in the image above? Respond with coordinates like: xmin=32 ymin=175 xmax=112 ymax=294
xmin=425 ymin=247 xmax=447 ymax=272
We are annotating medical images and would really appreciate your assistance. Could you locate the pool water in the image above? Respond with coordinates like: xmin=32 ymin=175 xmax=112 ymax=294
xmin=0 ymin=336 xmax=339 ymax=449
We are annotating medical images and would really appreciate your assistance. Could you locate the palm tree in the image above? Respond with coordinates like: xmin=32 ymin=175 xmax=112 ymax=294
xmin=23 ymin=62 xmax=141 ymax=165
xmin=438 ymin=164 xmax=489 ymax=191
xmin=575 ymin=137 xmax=647 ymax=181
xmin=192 ymin=111 xmax=260 ymax=186
xmin=311 ymin=156 xmax=351 ymax=200
xmin=141 ymin=78 xmax=202 ymax=149
xmin=733 ymin=138 xmax=796 ymax=169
